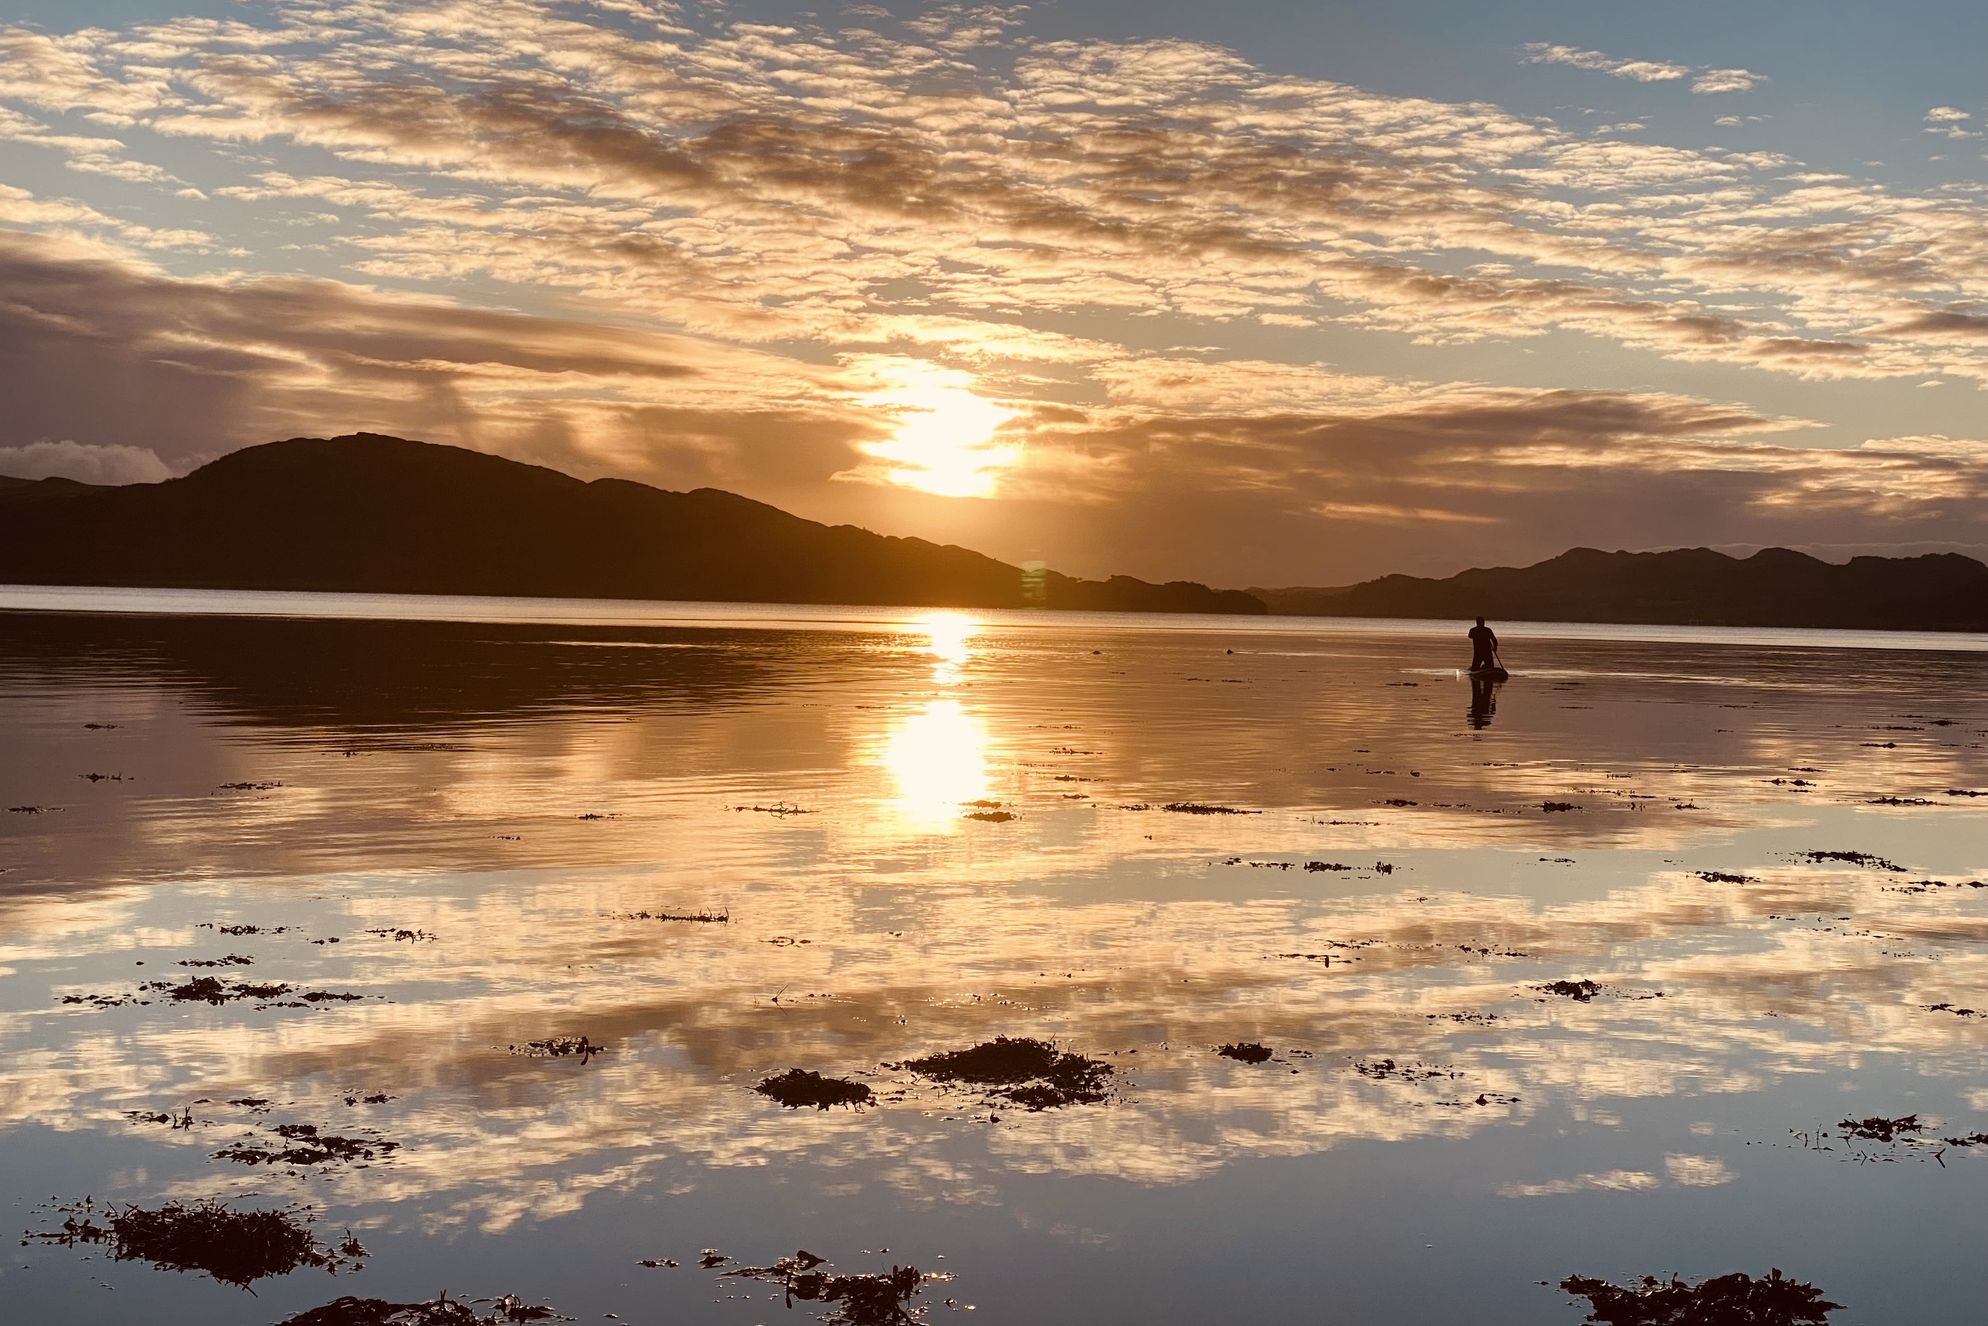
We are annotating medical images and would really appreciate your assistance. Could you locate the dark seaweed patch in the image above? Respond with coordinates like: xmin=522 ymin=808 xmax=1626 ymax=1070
xmin=755 ymin=1069 xmax=874 ymax=1111
xmin=151 ymin=976 xmax=294 ymax=1003
xmin=1216 ymin=1042 xmax=1273 ymax=1064
xmin=509 ymin=1036 xmax=604 ymax=1062
xmin=721 ymin=1250 xmax=946 ymax=1325
xmin=23 ymin=1198 xmax=358 ymax=1290
xmin=1353 ymin=1058 xmax=1455 ymax=1083
xmin=213 ymin=1123 xmax=400 ymax=1167
xmin=895 ymin=1037 xmax=1112 ymax=1110
xmin=1837 ymin=1115 xmax=1921 ymax=1143
xmin=1559 ymin=1270 xmax=1841 ymax=1325
xmin=274 ymin=1292 xmax=570 ymax=1324
xmin=1160 ymin=802 xmax=1258 ymax=815
xmin=1797 ymin=850 xmax=1906 ymax=872
xmin=1921 ymin=1003 xmax=1983 ymax=1018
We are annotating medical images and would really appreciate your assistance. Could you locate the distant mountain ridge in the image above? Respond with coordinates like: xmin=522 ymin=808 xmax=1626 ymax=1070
xmin=0 ymin=433 xmax=1266 ymax=614
xmin=1254 ymin=545 xmax=1988 ymax=632
xmin=5 ymin=436 xmax=1984 ymax=630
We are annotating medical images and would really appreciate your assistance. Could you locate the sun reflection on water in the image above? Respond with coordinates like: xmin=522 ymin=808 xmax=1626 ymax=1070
xmin=877 ymin=698 xmax=993 ymax=832
xmin=914 ymin=611 xmax=978 ymax=684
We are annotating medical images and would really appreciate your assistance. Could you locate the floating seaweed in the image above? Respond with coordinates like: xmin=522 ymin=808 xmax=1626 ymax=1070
xmin=1559 ymin=1269 xmax=1841 ymax=1325
xmin=1216 ymin=1042 xmax=1273 ymax=1064
xmin=756 ymin=1069 xmax=875 ymax=1111
xmin=274 ymin=1292 xmax=570 ymax=1324
xmin=509 ymin=1036 xmax=604 ymax=1062
xmin=130 ymin=976 xmax=364 ymax=1006
xmin=894 ymin=1037 xmax=1112 ymax=1110
xmin=23 ymin=1198 xmax=359 ymax=1290
xmin=1838 ymin=1115 xmax=1922 ymax=1143
xmin=213 ymin=1122 xmax=400 ymax=1167
xmin=1797 ymin=850 xmax=1906 ymax=872
xmin=721 ymin=1249 xmax=947 ymax=1325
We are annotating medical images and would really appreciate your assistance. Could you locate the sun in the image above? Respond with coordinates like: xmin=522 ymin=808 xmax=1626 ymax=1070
xmin=862 ymin=373 xmax=1019 ymax=499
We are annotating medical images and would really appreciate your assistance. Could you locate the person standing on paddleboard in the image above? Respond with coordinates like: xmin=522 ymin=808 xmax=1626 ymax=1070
xmin=1467 ymin=617 xmax=1500 ymax=673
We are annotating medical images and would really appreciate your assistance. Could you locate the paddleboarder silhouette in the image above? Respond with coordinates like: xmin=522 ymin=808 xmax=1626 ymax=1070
xmin=1467 ymin=617 xmax=1509 ymax=681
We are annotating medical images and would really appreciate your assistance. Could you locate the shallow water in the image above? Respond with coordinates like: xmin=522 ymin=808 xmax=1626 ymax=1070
xmin=3 ymin=591 xmax=1987 ymax=1325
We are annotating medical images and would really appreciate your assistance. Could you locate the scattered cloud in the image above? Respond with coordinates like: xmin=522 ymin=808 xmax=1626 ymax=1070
xmin=1522 ymin=42 xmax=1763 ymax=95
xmin=1522 ymin=44 xmax=1688 ymax=83
xmin=1691 ymin=68 xmax=1764 ymax=95
xmin=0 ymin=438 xmax=173 ymax=484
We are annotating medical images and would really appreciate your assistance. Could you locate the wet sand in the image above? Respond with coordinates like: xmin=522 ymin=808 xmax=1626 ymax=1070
xmin=3 ymin=594 xmax=1987 ymax=1324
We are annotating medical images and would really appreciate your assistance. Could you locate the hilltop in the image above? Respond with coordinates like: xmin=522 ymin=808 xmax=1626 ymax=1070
xmin=1255 ymin=546 xmax=1988 ymax=632
xmin=0 ymin=434 xmax=1265 ymax=615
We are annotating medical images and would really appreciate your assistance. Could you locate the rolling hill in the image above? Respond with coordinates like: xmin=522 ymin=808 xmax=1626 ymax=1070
xmin=0 ymin=433 xmax=1266 ymax=614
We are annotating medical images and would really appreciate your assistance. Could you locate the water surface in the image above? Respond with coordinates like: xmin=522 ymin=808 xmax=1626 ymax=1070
xmin=3 ymin=590 xmax=1986 ymax=1324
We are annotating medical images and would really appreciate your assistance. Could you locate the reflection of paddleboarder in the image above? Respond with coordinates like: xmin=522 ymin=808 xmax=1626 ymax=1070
xmin=1466 ymin=617 xmax=1508 ymax=679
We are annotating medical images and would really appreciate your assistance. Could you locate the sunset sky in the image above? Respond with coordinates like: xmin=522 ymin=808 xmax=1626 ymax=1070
xmin=2 ymin=0 xmax=1985 ymax=586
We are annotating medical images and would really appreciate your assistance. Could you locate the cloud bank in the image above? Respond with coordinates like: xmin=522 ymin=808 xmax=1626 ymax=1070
xmin=0 ymin=1 xmax=1982 ymax=582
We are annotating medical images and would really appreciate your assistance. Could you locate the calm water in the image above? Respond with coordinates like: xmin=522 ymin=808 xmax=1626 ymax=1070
xmin=3 ymin=589 xmax=1987 ymax=1325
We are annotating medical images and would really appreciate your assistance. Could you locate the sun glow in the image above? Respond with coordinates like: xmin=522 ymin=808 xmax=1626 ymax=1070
xmin=861 ymin=368 xmax=1019 ymax=499
xmin=877 ymin=698 xmax=993 ymax=830
xmin=914 ymin=611 xmax=978 ymax=684
xmin=866 ymin=614 xmax=992 ymax=831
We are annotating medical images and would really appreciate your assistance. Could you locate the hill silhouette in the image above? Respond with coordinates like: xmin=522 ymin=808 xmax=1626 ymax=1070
xmin=0 ymin=433 xmax=1265 ymax=614
xmin=1254 ymin=546 xmax=1988 ymax=632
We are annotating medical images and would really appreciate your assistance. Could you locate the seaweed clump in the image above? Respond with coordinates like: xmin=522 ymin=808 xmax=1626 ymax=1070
xmin=1537 ymin=979 xmax=1605 ymax=1002
xmin=151 ymin=976 xmax=294 ymax=1003
xmin=143 ymin=976 xmax=364 ymax=1006
xmin=755 ymin=1069 xmax=874 ymax=1111
xmin=1217 ymin=1042 xmax=1274 ymax=1064
xmin=213 ymin=1123 xmax=400 ymax=1167
xmin=895 ymin=1036 xmax=1111 ymax=1110
xmin=724 ymin=1250 xmax=945 ymax=1325
xmin=508 ymin=1036 xmax=604 ymax=1063
xmin=23 ymin=1198 xmax=358 ymax=1289
xmin=1838 ymin=1115 xmax=1921 ymax=1143
xmin=1560 ymin=1269 xmax=1841 ymax=1325
xmin=275 ymin=1293 xmax=570 ymax=1324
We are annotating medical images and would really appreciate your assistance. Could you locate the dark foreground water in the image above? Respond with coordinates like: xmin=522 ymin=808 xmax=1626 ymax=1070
xmin=3 ymin=589 xmax=1987 ymax=1325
